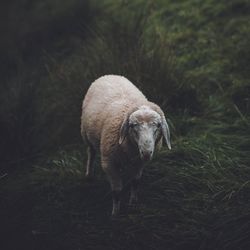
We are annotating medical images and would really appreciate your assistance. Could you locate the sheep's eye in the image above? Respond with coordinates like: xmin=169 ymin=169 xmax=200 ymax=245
xmin=157 ymin=123 xmax=161 ymax=128
xmin=129 ymin=123 xmax=137 ymax=129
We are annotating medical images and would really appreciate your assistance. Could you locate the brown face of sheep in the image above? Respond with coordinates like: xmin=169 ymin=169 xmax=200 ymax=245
xmin=119 ymin=106 xmax=171 ymax=162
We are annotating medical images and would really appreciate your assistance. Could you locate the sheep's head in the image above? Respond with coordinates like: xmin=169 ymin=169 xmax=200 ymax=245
xmin=119 ymin=105 xmax=171 ymax=161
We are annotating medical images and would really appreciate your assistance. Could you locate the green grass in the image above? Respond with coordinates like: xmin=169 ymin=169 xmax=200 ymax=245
xmin=1 ymin=0 xmax=250 ymax=249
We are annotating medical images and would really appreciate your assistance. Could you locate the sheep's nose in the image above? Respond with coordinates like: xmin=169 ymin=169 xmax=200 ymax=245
xmin=140 ymin=150 xmax=153 ymax=161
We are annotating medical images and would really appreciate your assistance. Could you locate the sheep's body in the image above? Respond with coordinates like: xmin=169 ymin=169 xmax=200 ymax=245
xmin=82 ymin=75 xmax=147 ymax=150
xmin=81 ymin=75 xmax=171 ymax=216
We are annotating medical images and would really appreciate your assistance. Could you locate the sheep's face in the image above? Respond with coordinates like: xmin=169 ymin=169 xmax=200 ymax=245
xmin=128 ymin=106 xmax=162 ymax=161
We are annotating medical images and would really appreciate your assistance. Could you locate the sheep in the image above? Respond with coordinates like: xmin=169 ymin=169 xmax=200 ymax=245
xmin=81 ymin=75 xmax=171 ymax=216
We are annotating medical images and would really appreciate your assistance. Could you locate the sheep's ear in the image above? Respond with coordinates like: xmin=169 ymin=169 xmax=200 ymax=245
xmin=119 ymin=116 xmax=130 ymax=145
xmin=147 ymin=102 xmax=171 ymax=150
xmin=161 ymin=116 xmax=171 ymax=150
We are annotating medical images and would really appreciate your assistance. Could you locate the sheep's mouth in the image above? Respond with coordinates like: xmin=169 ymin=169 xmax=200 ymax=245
xmin=139 ymin=150 xmax=153 ymax=161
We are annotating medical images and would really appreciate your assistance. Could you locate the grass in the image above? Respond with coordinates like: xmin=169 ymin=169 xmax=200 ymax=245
xmin=1 ymin=120 xmax=249 ymax=249
xmin=0 ymin=0 xmax=250 ymax=249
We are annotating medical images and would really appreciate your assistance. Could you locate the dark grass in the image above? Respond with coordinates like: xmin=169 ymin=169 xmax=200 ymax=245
xmin=1 ymin=0 xmax=250 ymax=249
xmin=1 ymin=121 xmax=250 ymax=249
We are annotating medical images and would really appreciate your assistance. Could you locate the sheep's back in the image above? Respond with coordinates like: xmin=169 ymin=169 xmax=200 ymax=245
xmin=81 ymin=75 xmax=147 ymax=148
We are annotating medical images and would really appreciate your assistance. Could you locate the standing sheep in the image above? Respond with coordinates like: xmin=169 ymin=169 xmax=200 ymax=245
xmin=81 ymin=75 xmax=171 ymax=216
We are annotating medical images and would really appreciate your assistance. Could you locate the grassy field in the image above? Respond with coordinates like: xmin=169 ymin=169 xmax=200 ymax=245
xmin=0 ymin=0 xmax=250 ymax=249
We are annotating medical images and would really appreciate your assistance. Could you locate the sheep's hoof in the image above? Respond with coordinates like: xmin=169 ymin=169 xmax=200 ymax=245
xmin=111 ymin=213 xmax=120 ymax=219
xmin=85 ymin=174 xmax=94 ymax=182
xmin=111 ymin=210 xmax=126 ymax=219
xmin=111 ymin=210 xmax=121 ymax=219
xmin=111 ymin=206 xmax=120 ymax=217
xmin=128 ymin=201 xmax=139 ymax=213
xmin=128 ymin=203 xmax=137 ymax=209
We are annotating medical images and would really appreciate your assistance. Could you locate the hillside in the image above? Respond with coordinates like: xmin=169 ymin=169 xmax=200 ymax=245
xmin=0 ymin=1 xmax=250 ymax=249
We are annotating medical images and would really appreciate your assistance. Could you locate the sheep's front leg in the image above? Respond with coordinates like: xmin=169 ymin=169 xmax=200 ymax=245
xmin=102 ymin=161 xmax=123 ymax=216
xmin=85 ymin=145 xmax=96 ymax=179
xmin=129 ymin=169 xmax=143 ymax=207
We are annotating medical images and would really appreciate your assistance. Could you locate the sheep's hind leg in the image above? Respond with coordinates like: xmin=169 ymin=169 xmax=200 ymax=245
xmin=85 ymin=145 xmax=96 ymax=179
xmin=110 ymin=172 xmax=122 ymax=217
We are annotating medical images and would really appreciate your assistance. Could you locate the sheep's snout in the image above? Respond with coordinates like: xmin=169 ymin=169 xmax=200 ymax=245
xmin=139 ymin=149 xmax=153 ymax=161
xmin=132 ymin=124 xmax=156 ymax=162
xmin=138 ymin=137 xmax=154 ymax=161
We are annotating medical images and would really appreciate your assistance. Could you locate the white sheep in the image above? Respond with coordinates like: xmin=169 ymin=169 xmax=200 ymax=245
xmin=81 ymin=75 xmax=171 ymax=216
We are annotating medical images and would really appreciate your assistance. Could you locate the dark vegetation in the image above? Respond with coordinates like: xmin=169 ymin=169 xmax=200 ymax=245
xmin=0 ymin=0 xmax=250 ymax=249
